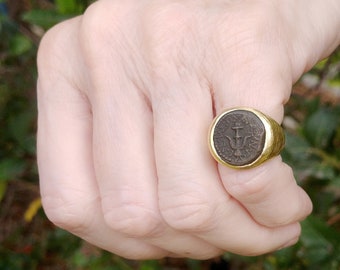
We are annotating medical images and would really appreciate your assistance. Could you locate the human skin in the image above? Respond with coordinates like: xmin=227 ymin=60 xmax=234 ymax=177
xmin=37 ymin=0 xmax=340 ymax=260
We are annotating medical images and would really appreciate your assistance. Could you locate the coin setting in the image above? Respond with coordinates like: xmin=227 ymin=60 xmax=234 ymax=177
xmin=208 ymin=107 xmax=284 ymax=169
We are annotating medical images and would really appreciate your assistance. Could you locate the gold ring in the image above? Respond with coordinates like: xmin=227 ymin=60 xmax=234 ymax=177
xmin=208 ymin=107 xmax=285 ymax=169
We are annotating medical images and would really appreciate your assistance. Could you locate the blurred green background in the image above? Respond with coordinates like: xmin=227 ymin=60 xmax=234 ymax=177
xmin=0 ymin=0 xmax=340 ymax=269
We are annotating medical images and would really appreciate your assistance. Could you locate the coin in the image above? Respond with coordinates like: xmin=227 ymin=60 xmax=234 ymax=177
xmin=212 ymin=109 xmax=266 ymax=166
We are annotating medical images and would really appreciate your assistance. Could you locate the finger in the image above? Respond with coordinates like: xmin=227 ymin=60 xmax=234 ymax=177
xmin=151 ymin=73 xmax=302 ymax=255
xmin=152 ymin=71 xmax=220 ymax=231
xmin=220 ymin=158 xmax=312 ymax=226
xmin=289 ymin=0 xmax=340 ymax=70
xmin=37 ymin=22 xmax=165 ymax=259
xmin=80 ymin=3 xmax=221 ymax=258
xmin=89 ymin=74 xmax=220 ymax=259
xmin=145 ymin=0 xmax=223 ymax=233
xmin=146 ymin=1 xmax=303 ymax=250
xmin=210 ymin=30 xmax=313 ymax=226
xmin=90 ymin=78 xmax=163 ymax=237
xmin=196 ymin=197 xmax=302 ymax=256
xmin=79 ymin=2 xmax=163 ymax=237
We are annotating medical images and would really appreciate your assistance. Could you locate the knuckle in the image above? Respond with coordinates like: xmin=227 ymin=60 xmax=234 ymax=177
xmin=147 ymin=2 xmax=194 ymax=37
xmin=226 ymin=159 xmax=289 ymax=203
xmin=227 ymin=165 xmax=272 ymax=202
xmin=160 ymin=192 xmax=214 ymax=231
xmin=80 ymin=0 xmax=139 ymax=55
xmin=41 ymin=195 xmax=90 ymax=233
xmin=37 ymin=20 xmax=75 ymax=71
xmin=256 ymin=212 xmax=294 ymax=228
xmin=103 ymin=202 xmax=162 ymax=238
xmin=37 ymin=18 xmax=85 ymax=93
xmin=247 ymin=3 xmax=281 ymax=38
xmin=79 ymin=0 xmax=144 ymax=96
xmin=214 ymin=3 xmax=282 ymax=58
xmin=81 ymin=0 xmax=136 ymax=40
xmin=81 ymin=1 xmax=112 ymax=34
xmin=145 ymin=2 xmax=200 ymax=76
xmin=266 ymin=190 xmax=312 ymax=227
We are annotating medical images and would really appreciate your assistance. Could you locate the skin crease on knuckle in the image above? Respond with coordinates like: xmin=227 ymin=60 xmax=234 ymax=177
xmin=222 ymin=160 xmax=312 ymax=227
xmin=102 ymin=194 xmax=164 ymax=238
xmin=41 ymin=195 xmax=95 ymax=234
xmin=160 ymin=189 xmax=217 ymax=232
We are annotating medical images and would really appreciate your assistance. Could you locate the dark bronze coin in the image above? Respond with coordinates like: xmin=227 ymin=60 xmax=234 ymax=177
xmin=213 ymin=110 xmax=266 ymax=166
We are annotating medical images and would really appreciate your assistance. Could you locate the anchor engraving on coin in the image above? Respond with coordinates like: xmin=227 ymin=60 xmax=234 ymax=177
xmin=213 ymin=110 xmax=266 ymax=166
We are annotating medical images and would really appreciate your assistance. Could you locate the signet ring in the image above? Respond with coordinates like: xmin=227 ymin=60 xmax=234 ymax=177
xmin=208 ymin=107 xmax=285 ymax=169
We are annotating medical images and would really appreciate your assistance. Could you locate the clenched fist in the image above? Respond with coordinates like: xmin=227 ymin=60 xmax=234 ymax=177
xmin=37 ymin=0 xmax=339 ymax=259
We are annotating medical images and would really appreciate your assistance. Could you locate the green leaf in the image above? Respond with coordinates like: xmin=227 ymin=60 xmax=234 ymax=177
xmin=282 ymin=131 xmax=312 ymax=162
xmin=55 ymin=0 xmax=82 ymax=15
xmin=309 ymin=163 xmax=336 ymax=180
xmin=300 ymin=216 xmax=340 ymax=266
xmin=186 ymin=259 xmax=202 ymax=270
xmin=0 ymin=158 xmax=26 ymax=181
xmin=70 ymin=249 xmax=91 ymax=268
xmin=309 ymin=190 xmax=337 ymax=218
xmin=304 ymin=97 xmax=321 ymax=116
xmin=314 ymin=58 xmax=328 ymax=70
xmin=330 ymin=176 xmax=340 ymax=187
xmin=270 ymin=245 xmax=301 ymax=269
xmin=47 ymin=228 xmax=82 ymax=258
xmin=281 ymin=132 xmax=321 ymax=181
xmin=22 ymin=9 xmax=71 ymax=29
xmin=303 ymin=108 xmax=339 ymax=149
xmin=140 ymin=260 xmax=161 ymax=270
xmin=9 ymin=34 xmax=33 ymax=56
xmin=7 ymin=110 xmax=36 ymax=153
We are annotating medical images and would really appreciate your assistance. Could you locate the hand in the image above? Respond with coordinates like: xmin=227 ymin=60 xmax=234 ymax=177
xmin=37 ymin=0 xmax=339 ymax=259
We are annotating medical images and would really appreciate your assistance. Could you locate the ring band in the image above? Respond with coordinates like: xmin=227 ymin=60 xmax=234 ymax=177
xmin=208 ymin=107 xmax=285 ymax=169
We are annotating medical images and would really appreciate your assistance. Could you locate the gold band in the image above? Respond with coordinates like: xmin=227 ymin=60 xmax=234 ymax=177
xmin=208 ymin=107 xmax=285 ymax=169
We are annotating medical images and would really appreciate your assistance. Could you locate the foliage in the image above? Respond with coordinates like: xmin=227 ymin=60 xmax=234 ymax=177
xmin=0 ymin=0 xmax=339 ymax=269
xmin=22 ymin=0 xmax=93 ymax=30
xmin=0 ymin=1 xmax=37 ymax=199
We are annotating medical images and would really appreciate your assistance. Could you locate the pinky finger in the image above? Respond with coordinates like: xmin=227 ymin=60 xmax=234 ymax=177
xmin=37 ymin=73 xmax=167 ymax=260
